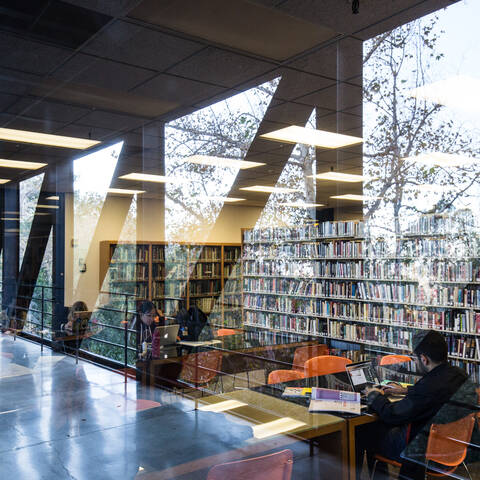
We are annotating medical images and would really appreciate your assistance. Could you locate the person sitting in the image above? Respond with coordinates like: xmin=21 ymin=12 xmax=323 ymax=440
xmin=358 ymin=330 xmax=469 ymax=480
xmin=60 ymin=301 xmax=89 ymax=353
xmin=130 ymin=300 xmax=165 ymax=360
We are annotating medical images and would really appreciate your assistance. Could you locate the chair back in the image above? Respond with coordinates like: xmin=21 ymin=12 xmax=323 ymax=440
xmin=268 ymin=369 xmax=304 ymax=385
xmin=216 ymin=328 xmax=237 ymax=336
xmin=380 ymin=354 xmax=411 ymax=366
xmin=292 ymin=344 xmax=329 ymax=371
xmin=180 ymin=350 xmax=222 ymax=386
xmin=425 ymin=414 xmax=476 ymax=467
xmin=207 ymin=449 xmax=293 ymax=480
xmin=304 ymin=355 xmax=352 ymax=377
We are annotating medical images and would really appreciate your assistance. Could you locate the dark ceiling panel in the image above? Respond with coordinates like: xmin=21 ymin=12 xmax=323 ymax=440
xmin=0 ymin=31 xmax=72 ymax=75
xmin=76 ymin=110 xmax=146 ymax=131
xmin=129 ymin=0 xmax=338 ymax=61
xmin=53 ymin=53 xmax=155 ymax=91
xmin=132 ymin=73 xmax=227 ymax=106
xmin=32 ymin=79 xmax=178 ymax=118
xmin=83 ymin=20 xmax=204 ymax=71
xmin=167 ymin=47 xmax=272 ymax=88
xmin=0 ymin=0 xmax=112 ymax=49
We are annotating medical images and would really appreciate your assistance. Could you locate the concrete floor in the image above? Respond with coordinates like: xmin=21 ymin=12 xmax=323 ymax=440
xmin=0 ymin=334 xmax=342 ymax=479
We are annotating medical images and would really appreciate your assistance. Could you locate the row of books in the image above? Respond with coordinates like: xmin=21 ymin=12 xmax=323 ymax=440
xmin=243 ymin=221 xmax=364 ymax=243
xmin=189 ymin=279 xmax=221 ymax=295
xmin=109 ymin=283 xmax=147 ymax=298
xmin=224 ymin=247 xmax=241 ymax=261
xmin=111 ymin=245 xmax=149 ymax=262
xmin=189 ymin=262 xmax=221 ymax=278
xmin=191 ymin=297 xmax=217 ymax=313
xmin=224 ymin=263 xmax=240 ymax=276
xmin=387 ymin=238 xmax=480 ymax=257
xmin=109 ymin=263 xmax=148 ymax=281
xmin=243 ymin=328 xmax=314 ymax=346
xmin=244 ymin=311 xmax=328 ymax=336
xmin=405 ymin=214 xmax=476 ymax=236
xmin=451 ymin=359 xmax=480 ymax=382
xmin=192 ymin=246 xmax=221 ymax=261
xmin=154 ymin=298 xmax=181 ymax=316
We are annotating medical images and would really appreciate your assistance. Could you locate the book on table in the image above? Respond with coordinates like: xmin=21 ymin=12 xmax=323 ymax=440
xmin=308 ymin=387 xmax=361 ymax=414
xmin=282 ymin=387 xmax=312 ymax=398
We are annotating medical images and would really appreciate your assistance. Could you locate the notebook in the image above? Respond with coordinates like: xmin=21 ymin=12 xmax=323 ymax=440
xmin=155 ymin=324 xmax=180 ymax=346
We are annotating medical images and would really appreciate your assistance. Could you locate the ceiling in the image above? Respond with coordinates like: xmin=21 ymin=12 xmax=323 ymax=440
xmin=0 ymin=0 xmax=458 ymax=211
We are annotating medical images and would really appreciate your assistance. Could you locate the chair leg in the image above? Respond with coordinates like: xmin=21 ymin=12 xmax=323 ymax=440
xmin=309 ymin=440 xmax=314 ymax=457
xmin=463 ymin=461 xmax=473 ymax=480
xmin=370 ymin=459 xmax=378 ymax=480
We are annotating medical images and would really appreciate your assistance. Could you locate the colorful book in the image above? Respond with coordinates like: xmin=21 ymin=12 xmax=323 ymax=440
xmin=308 ymin=387 xmax=361 ymax=414
xmin=282 ymin=387 xmax=312 ymax=398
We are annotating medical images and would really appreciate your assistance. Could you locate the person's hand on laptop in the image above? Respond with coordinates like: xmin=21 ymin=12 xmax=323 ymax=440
xmin=381 ymin=382 xmax=408 ymax=396
xmin=364 ymin=386 xmax=384 ymax=396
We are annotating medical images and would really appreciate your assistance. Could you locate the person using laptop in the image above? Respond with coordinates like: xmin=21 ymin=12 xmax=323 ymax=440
xmin=60 ymin=300 xmax=89 ymax=353
xmin=131 ymin=300 xmax=165 ymax=359
xmin=357 ymin=330 xmax=469 ymax=479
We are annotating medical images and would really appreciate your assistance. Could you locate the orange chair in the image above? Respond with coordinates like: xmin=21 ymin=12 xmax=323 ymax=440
xmin=292 ymin=344 xmax=329 ymax=372
xmin=370 ymin=414 xmax=476 ymax=479
xmin=216 ymin=328 xmax=237 ymax=336
xmin=380 ymin=354 xmax=412 ymax=366
xmin=304 ymin=355 xmax=352 ymax=377
xmin=178 ymin=350 xmax=223 ymax=394
xmin=268 ymin=369 xmax=304 ymax=385
xmin=207 ymin=449 xmax=293 ymax=480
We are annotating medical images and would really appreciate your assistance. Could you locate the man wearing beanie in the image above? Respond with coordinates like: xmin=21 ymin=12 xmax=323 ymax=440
xmin=357 ymin=330 xmax=468 ymax=479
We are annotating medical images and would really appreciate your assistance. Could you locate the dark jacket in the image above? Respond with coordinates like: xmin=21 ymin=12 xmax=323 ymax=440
xmin=368 ymin=362 xmax=467 ymax=439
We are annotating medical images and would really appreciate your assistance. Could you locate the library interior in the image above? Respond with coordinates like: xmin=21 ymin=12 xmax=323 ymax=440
xmin=1 ymin=1 xmax=480 ymax=479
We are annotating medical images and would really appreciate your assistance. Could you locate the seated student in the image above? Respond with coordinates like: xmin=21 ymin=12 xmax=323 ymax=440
xmin=60 ymin=301 xmax=89 ymax=353
xmin=358 ymin=330 xmax=469 ymax=480
xmin=130 ymin=300 xmax=165 ymax=360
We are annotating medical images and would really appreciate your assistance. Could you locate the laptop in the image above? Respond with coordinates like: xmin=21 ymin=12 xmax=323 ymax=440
xmin=155 ymin=324 xmax=180 ymax=346
xmin=71 ymin=311 xmax=92 ymax=335
xmin=345 ymin=360 xmax=381 ymax=394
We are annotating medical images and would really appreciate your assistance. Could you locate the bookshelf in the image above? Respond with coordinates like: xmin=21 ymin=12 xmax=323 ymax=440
xmin=242 ymin=216 xmax=480 ymax=381
xmin=100 ymin=241 xmax=241 ymax=326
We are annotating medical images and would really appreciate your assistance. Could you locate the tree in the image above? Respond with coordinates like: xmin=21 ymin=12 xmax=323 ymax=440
xmin=363 ymin=14 xmax=480 ymax=236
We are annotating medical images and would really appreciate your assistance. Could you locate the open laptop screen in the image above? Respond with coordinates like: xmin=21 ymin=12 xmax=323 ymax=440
xmin=346 ymin=361 xmax=380 ymax=393
xmin=155 ymin=324 xmax=180 ymax=346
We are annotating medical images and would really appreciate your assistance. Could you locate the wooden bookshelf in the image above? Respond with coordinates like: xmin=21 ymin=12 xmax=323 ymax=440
xmin=242 ymin=216 xmax=480 ymax=381
xmin=100 ymin=241 xmax=241 ymax=326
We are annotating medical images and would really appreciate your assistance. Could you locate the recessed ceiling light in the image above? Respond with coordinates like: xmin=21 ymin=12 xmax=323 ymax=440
xmin=280 ymin=202 xmax=325 ymax=207
xmin=37 ymin=204 xmax=59 ymax=209
xmin=330 ymin=194 xmax=382 ymax=201
xmin=0 ymin=179 xmax=10 ymax=184
xmin=404 ymin=184 xmax=454 ymax=192
xmin=240 ymin=185 xmax=300 ymax=193
xmin=409 ymin=75 xmax=480 ymax=112
xmin=311 ymin=172 xmax=373 ymax=182
xmin=185 ymin=155 xmax=265 ymax=169
xmin=252 ymin=417 xmax=307 ymax=439
xmin=260 ymin=126 xmax=363 ymax=149
xmin=107 ymin=188 xmax=145 ymax=195
xmin=199 ymin=400 xmax=247 ymax=412
xmin=119 ymin=173 xmax=187 ymax=184
xmin=200 ymin=196 xmax=246 ymax=203
xmin=46 ymin=196 xmax=60 ymax=200
xmin=403 ymin=152 xmax=477 ymax=167
xmin=0 ymin=128 xmax=100 ymax=149
xmin=0 ymin=159 xmax=47 ymax=170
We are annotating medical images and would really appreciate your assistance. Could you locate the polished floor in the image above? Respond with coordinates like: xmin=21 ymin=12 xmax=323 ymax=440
xmin=0 ymin=334 xmax=338 ymax=479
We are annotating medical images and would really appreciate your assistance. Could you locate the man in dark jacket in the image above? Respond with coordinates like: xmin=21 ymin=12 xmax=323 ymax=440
xmin=358 ymin=330 xmax=468 ymax=479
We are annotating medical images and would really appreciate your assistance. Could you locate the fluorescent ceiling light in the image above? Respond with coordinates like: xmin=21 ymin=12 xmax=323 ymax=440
xmin=119 ymin=173 xmax=187 ymax=184
xmin=403 ymin=152 xmax=477 ymax=167
xmin=404 ymin=184 xmax=454 ymax=193
xmin=185 ymin=155 xmax=265 ymax=169
xmin=0 ymin=128 xmax=100 ymax=149
xmin=409 ymin=75 xmax=480 ymax=112
xmin=0 ymin=159 xmax=46 ymax=170
xmin=1 ymin=218 xmax=19 ymax=221
xmin=252 ymin=417 xmax=307 ymax=439
xmin=260 ymin=126 xmax=363 ymax=149
xmin=240 ymin=185 xmax=300 ymax=193
xmin=311 ymin=172 xmax=373 ymax=182
xmin=5 ymin=211 xmax=18 ymax=214
xmin=199 ymin=400 xmax=247 ymax=412
xmin=107 ymin=188 xmax=145 ymax=195
xmin=200 ymin=196 xmax=245 ymax=203
xmin=0 ymin=179 xmax=10 ymax=184
xmin=34 ymin=213 xmax=50 ymax=216
xmin=280 ymin=202 xmax=325 ymax=207
xmin=5 ymin=229 xmax=19 ymax=233
xmin=46 ymin=196 xmax=59 ymax=200
xmin=330 ymin=194 xmax=382 ymax=201
xmin=37 ymin=204 xmax=59 ymax=209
